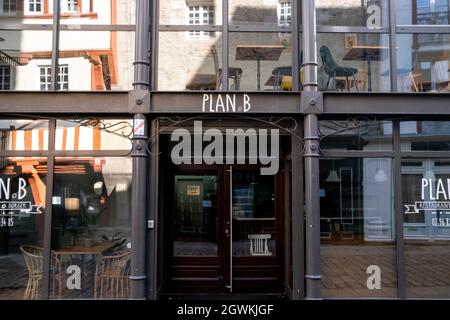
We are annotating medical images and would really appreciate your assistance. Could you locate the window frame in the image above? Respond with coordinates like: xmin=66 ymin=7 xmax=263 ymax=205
xmin=187 ymin=5 xmax=214 ymax=40
xmin=0 ymin=0 xmax=17 ymax=15
xmin=39 ymin=65 xmax=69 ymax=91
xmin=0 ymin=65 xmax=11 ymax=90
xmin=25 ymin=0 xmax=44 ymax=15
xmin=278 ymin=1 xmax=292 ymax=27
xmin=61 ymin=0 xmax=79 ymax=14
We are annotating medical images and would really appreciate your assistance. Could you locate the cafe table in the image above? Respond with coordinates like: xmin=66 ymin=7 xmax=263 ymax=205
xmin=235 ymin=45 xmax=284 ymax=91
xmin=53 ymin=243 xmax=115 ymax=295
xmin=343 ymin=46 xmax=389 ymax=92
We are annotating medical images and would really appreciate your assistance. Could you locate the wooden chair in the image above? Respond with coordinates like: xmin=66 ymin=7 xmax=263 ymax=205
xmin=248 ymin=234 xmax=272 ymax=256
xmin=94 ymin=250 xmax=131 ymax=299
xmin=20 ymin=245 xmax=62 ymax=300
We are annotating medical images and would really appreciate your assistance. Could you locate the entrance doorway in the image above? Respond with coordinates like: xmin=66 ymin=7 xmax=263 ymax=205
xmin=164 ymin=165 xmax=284 ymax=294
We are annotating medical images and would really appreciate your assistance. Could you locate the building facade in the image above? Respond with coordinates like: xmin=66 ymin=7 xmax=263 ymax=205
xmin=0 ymin=0 xmax=450 ymax=300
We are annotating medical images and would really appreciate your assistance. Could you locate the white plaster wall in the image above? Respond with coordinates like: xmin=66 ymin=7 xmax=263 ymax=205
xmin=59 ymin=57 xmax=92 ymax=90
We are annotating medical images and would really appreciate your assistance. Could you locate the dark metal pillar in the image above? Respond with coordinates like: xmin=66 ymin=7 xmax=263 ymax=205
xmin=130 ymin=0 xmax=151 ymax=300
xmin=302 ymin=0 xmax=322 ymax=299
xmin=50 ymin=0 xmax=60 ymax=91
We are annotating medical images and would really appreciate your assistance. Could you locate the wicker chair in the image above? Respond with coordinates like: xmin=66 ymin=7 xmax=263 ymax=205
xmin=94 ymin=250 xmax=131 ymax=299
xmin=20 ymin=245 xmax=62 ymax=300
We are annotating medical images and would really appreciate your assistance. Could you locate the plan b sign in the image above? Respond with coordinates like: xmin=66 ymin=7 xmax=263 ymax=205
xmin=404 ymin=178 xmax=450 ymax=227
xmin=0 ymin=177 xmax=42 ymax=228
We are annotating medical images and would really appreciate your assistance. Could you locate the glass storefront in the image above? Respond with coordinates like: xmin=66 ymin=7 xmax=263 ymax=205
xmin=0 ymin=157 xmax=47 ymax=299
xmin=320 ymin=158 xmax=397 ymax=298
xmin=0 ymin=117 xmax=132 ymax=300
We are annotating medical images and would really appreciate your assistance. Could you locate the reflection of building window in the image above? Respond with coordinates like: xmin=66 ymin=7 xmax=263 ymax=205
xmin=187 ymin=5 xmax=214 ymax=39
xmin=39 ymin=65 xmax=69 ymax=91
xmin=26 ymin=0 xmax=43 ymax=14
xmin=0 ymin=0 xmax=17 ymax=15
xmin=0 ymin=66 xmax=11 ymax=90
xmin=278 ymin=1 xmax=291 ymax=27
xmin=61 ymin=0 xmax=78 ymax=13
xmin=415 ymin=0 xmax=449 ymax=24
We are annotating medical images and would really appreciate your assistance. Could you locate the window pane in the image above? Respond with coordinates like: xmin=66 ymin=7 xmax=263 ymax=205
xmin=160 ymin=0 xmax=222 ymax=25
xmin=318 ymin=33 xmax=391 ymax=92
xmin=50 ymin=157 xmax=132 ymax=299
xmin=60 ymin=0 xmax=135 ymax=25
xmin=0 ymin=119 xmax=48 ymax=151
xmin=317 ymin=0 xmax=389 ymax=27
xmin=401 ymin=121 xmax=450 ymax=151
xmin=402 ymin=159 xmax=450 ymax=298
xmin=58 ymin=31 xmax=135 ymax=91
xmin=320 ymin=120 xmax=393 ymax=151
xmin=173 ymin=175 xmax=218 ymax=257
xmin=397 ymin=0 xmax=450 ymax=25
xmin=56 ymin=119 xmax=133 ymax=151
xmin=0 ymin=30 xmax=52 ymax=91
xmin=229 ymin=32 xmax=293 ymax=91
xmin=0 ymin=157 xmax=47 ymax=299
xmin=320 ymin=158 xmax=397 ymax=298
xmin=397 ymin=34 xmax=450 ymax=93
xmin=229 ymin=0 xmax=291 ymax=28
xmin=158 ymin=31 xmax=222 ymax=91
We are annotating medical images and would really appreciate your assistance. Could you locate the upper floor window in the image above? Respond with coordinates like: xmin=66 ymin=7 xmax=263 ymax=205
xmin=187 ymin=5 xmax=214 ymax=39
xmin=0 ymin=66 xmax=11 ymax=90
xmin=278 ymin=1 xmax=291 ymax=27
xmin=40 ymin=65 xmax=69 ymax=91
xmin=0 ymin=0 xmax=17 ymax=15
xmin=25 ymin=0 xmax=43 ymax=15
xmin=61 ymin=0 xmax=78 ymax=14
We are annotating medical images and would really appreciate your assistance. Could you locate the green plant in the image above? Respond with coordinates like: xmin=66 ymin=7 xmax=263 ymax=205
xmin=100 ymin=231 xmax=127 ymax=251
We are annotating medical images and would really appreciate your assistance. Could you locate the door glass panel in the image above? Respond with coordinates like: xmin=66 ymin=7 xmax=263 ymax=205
xmin=232 ymin=170 xmax=275 ymax=257
xmin=173 ymin=175 xmax=218 ymax=256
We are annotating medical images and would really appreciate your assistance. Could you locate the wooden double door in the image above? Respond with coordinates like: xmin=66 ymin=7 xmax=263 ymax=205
xmin=164 ymin=164 xmax=285 ymax=294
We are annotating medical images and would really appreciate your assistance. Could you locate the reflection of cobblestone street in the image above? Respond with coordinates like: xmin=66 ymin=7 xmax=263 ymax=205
xmin=322 ymin=244 xmax=450 ymax=298
xmin=321 ymin=245 xmax=398 ymax=298
xmin=0 ymin=254 xmax=27 ymax=300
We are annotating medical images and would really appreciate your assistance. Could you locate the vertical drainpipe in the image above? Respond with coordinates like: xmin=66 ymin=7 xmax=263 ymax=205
xmin=302 ymin=0 xmax=322 ymax=299
xmin=130 ymin=0 xmax=151 ymax=300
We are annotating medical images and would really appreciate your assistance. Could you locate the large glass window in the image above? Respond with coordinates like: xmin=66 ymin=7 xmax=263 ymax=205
xmin=0 ymin=30 xmax=53 ymax=91
xmin=56 ymin=119 xmax=133 ymax=151
xmin=317 ymin=33 xmax=391 ymax=92
xmin=57 ymin=31 xmax=135 ymax=91
xmin=229 ymin=0 xmax=290 ymax=27
xmin=0 ymin=119 xmax=49 ymax=151
xmin=320 ymin=120 xmax=393 ymax=151
xmin=160 ymin=0 xmax=222 ymax=25
xmin=397 ymin=34 xmax=450 ymax=92
xmin=402 ymin=159 xmax=450 ymax=298
xmin=50 ymin=157 xmax=132 ymax=299
xmin=229 ymin=32 xmax=293 ymax=91
xmin=0 ymin=157 xmax=47 ymax=299
xmin=401 ymin=121 xmax=450 ymax=151
xmin=397 ymin=0 xmax=450 ymax=25
xmin=60 ymin=0 xmax=136 ymax=25
xmin=320 ymin=158 xmax=397 ymax=298
xmin=158 ymin=31 xmax=223 ymax=91
xmin=317 ymin=0 xmax=389 ymax=27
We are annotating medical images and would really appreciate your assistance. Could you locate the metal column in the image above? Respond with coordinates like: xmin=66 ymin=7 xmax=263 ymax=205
xmin=130 ymin=0 xmax=151 ymax=300
xmin=302 ymin=0 xmax=322 ymax=299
